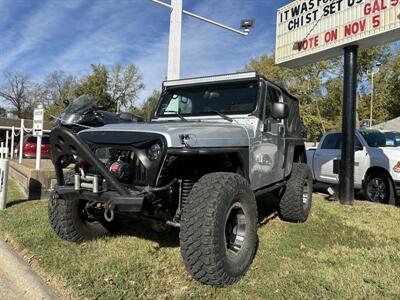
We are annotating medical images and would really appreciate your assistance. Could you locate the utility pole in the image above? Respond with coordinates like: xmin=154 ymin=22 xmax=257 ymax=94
xmin=370 ymin=70 xmax=374 ymax=127
xmin=369 ymin=62 xmax=381 ymax=127
xmin=167 ymin=0 xmax=182 ymax=80
xmin=150 ymin=0 xmax=254 ymax=80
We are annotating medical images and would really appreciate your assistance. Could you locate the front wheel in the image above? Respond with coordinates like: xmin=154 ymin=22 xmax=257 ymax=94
xmin=179 ymin=172 xmax=258 ymax=287
xmin=48 ymin=192 xmax=111 ymax=243
xmin=365 ymin=172 xmax=395 ymax=205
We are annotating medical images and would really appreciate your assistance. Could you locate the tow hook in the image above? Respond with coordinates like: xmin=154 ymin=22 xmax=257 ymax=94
xmin=104 ymin=201 xmax=115 ymax=222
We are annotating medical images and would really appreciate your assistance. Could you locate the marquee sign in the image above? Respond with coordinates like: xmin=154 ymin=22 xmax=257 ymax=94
xmin=276 ymin=0 xmax=400 ymax=67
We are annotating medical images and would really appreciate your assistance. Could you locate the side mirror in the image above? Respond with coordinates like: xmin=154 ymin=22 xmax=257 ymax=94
xmin=355 ymin=144 xmax=364 ymax=152
xmin=271 ymin=102 xmax=289 ymax=119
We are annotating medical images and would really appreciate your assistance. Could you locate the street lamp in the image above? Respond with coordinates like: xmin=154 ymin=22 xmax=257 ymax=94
xmin=150 ymin=0 xmax=254 ymax=80
xmin=368 ymin=62 xmax=382 ymax=128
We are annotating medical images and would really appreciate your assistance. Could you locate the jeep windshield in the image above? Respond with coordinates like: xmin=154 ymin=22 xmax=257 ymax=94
xmin=156 ymin=81 xmax=258 ymax=119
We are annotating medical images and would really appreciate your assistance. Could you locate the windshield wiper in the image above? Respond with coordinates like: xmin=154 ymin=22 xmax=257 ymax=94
xmin=208 ymin=110 xmax=233 ymax=123
xmin=164 ymin=111 xmax=188 ymax=122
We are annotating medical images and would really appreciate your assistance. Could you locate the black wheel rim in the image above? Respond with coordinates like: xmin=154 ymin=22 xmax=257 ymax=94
xmin=225 ymin=203 xmax=247 ymax=254
xmin=367 ymin=178 xmax=387 ymax=203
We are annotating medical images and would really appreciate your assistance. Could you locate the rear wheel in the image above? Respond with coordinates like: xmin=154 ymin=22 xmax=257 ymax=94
xmin=179 ymin=172 xmax=258 ymax=287
xmin=278 ymin=163 xmax=313 ymax=223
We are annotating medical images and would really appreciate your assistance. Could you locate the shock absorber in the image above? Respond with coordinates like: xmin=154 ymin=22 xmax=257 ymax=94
xmin=181 ymin=179 xmax=195 ymax=207
xmin=173 ymin=179 xmax=195 ymax=223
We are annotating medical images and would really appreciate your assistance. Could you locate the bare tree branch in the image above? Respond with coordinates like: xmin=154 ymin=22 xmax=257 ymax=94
xmin=0 ymin=71 xmax=33 ymax=118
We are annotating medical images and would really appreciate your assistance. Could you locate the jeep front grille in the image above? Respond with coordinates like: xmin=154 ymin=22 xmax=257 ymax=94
xmin=133 ymin=155 xmax=147 ymax=185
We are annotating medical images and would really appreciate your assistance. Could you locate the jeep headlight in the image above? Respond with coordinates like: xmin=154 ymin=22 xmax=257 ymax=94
xmin=147 ymin=143 xmax=162 ymax=161
xmin=394 ymin=162 xmax=400 ymax=173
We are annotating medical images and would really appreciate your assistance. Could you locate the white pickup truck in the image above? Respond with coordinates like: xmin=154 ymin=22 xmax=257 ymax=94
xmin=307 ymin=129 xmax=400 ymax=204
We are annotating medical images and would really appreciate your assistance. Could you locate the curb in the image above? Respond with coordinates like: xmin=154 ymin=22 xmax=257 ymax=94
xmin=0 ymin=241 xmax=58 ymax=300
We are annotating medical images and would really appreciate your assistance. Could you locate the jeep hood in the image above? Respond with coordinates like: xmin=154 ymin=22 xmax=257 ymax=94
xmin=79 ymin=122 xmax=255 ymax=148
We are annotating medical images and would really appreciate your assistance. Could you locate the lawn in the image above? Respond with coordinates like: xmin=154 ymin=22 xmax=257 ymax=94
xmin=0 ymin=179 xmax=399 ymax=299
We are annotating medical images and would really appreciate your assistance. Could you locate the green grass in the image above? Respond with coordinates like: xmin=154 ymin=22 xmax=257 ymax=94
xmin=0 ymin=180 xmax=399 ymax=299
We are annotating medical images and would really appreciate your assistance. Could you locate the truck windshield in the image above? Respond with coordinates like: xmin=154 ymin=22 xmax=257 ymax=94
xmin=359 ymin=130 xmax=396 ymax=147
xmin=156 ymin=81 xmax=258 ymax=118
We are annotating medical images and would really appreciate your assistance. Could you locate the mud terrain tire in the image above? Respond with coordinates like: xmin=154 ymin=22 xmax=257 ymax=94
xmin=278 ymin=163 xmax=313 ymax=223
xmin=180 ymin=172 xmax=258 ymax=287
xmin=48 ymin=171 xmax=110 ymax=242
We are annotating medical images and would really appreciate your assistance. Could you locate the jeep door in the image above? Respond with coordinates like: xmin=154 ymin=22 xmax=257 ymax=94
xmin=250 ymin=83 xmax=285 ymax=190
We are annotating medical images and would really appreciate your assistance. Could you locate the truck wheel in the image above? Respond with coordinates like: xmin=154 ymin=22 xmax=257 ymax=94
xmin=279 ymin=163 xmax=313 ymax=223
xmin=179 ymin=172 xmax=258 ymax=287
xmin=48 ymin=171 xmax=110 ymax=243
xmin=365 ymin=172 xmax=395 ymax=205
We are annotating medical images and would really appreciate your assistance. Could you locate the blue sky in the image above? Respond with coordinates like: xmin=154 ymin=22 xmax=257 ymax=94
xmin=0 ymin=0 xmax=290 ymax=104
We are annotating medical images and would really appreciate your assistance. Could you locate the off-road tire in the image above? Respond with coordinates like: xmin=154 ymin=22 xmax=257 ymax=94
xmin=365 ymin=171 xmax=395 ymax=205
xmin=279 ymin=163 xmax=312 ymax=223
xmin=48 ymin=171 xmax=110 ymax=243
xmin=179 ymin=172 xmax=258 ymax=287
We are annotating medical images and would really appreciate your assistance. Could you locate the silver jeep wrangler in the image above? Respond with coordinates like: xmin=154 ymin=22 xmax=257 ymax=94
xmin=49 ymin=72 xmax=312 ymax=287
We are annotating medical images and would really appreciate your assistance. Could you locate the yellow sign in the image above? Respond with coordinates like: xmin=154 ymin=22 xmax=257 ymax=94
xmin=276 ymin=0 xmax=400 ymax=67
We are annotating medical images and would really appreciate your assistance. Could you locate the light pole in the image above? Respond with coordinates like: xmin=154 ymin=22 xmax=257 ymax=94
xmin=368 ymin=62 xmax=382 ymax=127
xmin=150 ymin=0 xmax=254 ymax=80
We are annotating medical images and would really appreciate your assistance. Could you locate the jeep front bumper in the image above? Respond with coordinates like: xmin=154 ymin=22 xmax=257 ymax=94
xmin=54 ymin=185 xmax=144 ymax=213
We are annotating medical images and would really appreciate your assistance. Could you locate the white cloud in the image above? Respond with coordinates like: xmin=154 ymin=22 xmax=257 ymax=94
xmin=0 ymin=0 xmax=277 ymax=106
xmin=0 ymin=0 xmax=85 ymax=70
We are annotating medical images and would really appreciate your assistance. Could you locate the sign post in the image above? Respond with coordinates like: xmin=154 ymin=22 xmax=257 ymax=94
xmin=19 ymin=119 xmax=24 ymax=164
xmin=10 ymin=126 xmax=14 ymax=160
xmin=341 ymin=45 xmax=358 ymax=204
xmin=276 ymin=0 xmax=400 ymax=205
xmin=151 ymin=0 xmax=251 ymax=80
xmin=33 ymin=107 xmax=44 ymax=171
xmin=0 ymin=159 xmax=9 ymax=210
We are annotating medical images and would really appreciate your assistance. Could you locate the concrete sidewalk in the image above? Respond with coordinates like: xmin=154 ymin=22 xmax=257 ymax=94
xmin=0 ymin=241 xmax=58 ymax=300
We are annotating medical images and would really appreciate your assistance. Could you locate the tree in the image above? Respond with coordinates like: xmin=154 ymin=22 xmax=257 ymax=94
xmin=109 ymin=64 xmax=145 ymax=112
xmin=384 ymin=48 xmax=400 ymax=119
xmin=0 ymin=106 xmax=7 ymax=118
xmin=131 ymin=90 xmax=160 ymax=121
xmin=0 ymin=71 xmax=33 ymax=118
xmin=245 ymin=45 xmax=398 ymax=141
xmin=44 ymin=71 xmax=77 ymax=105
xmin=72 ymin=63 xmax=144 ymax=112
xmin=43 ymin=71 xmax=78 ymax=120
xmin=72 ymin=64 xmax=112 ymax=109
xmin=245 ymin=53 xmax=334 ymax=140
